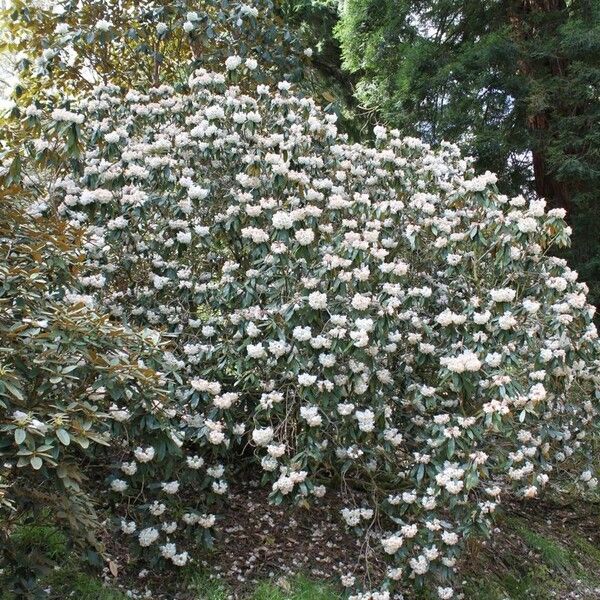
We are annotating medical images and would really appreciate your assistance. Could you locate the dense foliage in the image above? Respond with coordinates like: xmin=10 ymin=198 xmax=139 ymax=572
xmin=335 ymin=0 xmax=600 ymax=305
xmin=1 ymin=0 xmax=307 ymax=94
xmin=0 ymin=193 xmax=177 ymax=594
xmin=0 ymin=1 xmax=599 ymax=598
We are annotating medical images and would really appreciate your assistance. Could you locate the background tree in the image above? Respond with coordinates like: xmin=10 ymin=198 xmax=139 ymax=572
xmin=335 ymin=0 xmax=600 ymax=304
xmin=0 ymin=0 xmax=308 ymax=98
xmin=279 ymin=0 xmax=360 ymax=134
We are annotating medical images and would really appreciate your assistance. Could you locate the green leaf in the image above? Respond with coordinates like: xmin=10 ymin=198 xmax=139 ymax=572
xmin=56 ymin=428 xmax=70 ymax=446
xmin=3 ymin=380 xmax=24 ymax=401
xmin=416 ymin=463 xmax=425 ymax=483
xmin=14 ymin=428 xmax=26 ymax=444
xmin=74 ymin=436 xmax=90 ymax=449
xmin=30 ymin=456 xmax=43 ymax=470
xmin=447 ymin=438 xmax=456 ymax=458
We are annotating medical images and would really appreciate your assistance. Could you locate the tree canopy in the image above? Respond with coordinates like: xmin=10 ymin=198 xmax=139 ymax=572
xmin=335 ymin=0 xmax=600 ymax=303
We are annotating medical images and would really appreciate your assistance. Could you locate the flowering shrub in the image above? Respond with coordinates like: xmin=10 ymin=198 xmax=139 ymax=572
xmin=0 ymin=195 xmax=177 ymax=572
xmin=9 ymin=67 xmax=600 ymax=597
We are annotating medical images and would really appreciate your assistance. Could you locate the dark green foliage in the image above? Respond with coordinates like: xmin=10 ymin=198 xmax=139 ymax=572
xmin=279 ymin=0 xmax=361 ymax=137
xmin=0 ymin=520 xmax=68 ymax=599
xmin=335 ymin=0 xmax=600 ymax=304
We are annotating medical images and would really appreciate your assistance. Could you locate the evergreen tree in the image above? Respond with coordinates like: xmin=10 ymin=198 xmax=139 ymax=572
xmin=335 ymin=0 xmax=600 ymax=303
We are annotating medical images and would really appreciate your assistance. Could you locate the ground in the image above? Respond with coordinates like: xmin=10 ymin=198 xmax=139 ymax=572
xmin=2 ymin=485 xmax=600 ymax=599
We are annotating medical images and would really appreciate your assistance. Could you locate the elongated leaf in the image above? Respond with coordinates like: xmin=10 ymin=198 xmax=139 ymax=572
xmin=14 ymin=428 xmax=26 ymax=444
xmin=56 ymin=428 xmax=70 ymax=446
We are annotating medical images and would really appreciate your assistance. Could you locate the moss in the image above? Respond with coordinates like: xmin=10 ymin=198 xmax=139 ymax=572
xmin=460 ymin=514 xmax=600 ymax=600
xmin=462 ymin=577 xmax=507 ymax=600
xmin=463 ymin=565 xmax=561 ymax=600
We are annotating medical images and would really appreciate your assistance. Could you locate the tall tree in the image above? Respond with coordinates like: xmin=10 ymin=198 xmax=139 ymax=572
xmin=335 ymin=0 xmax=600 ymax=303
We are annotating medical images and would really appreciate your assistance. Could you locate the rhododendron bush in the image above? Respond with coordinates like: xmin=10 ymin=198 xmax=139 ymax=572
xmin=0 ymin=193 xmax=180 ymax=591
xmin=4 ymin=66 xmax=600 ymax=598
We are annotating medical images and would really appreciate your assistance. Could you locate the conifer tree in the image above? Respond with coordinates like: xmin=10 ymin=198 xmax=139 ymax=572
xmin=335 ymin=0 xmax=600 ymax=302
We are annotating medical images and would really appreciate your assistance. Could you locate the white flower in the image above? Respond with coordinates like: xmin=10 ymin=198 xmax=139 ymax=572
xmin=161 ymin=481 xmax=180 ymax=495
xmin=95 ymin=19 xmax=112 ymax=31
xmin=109 ymin=404 xmax=131 ymax=422
xmin=356 ymin=409 xmax=375 ymax=432
xmin=134 ymin=446 xmax=155 ymax=463
xmin=121 ymin=520 xmax=136 ymax=534
xmin=295 ymin=228 xmax=315 ymax=245
xmin=120 ymin=461 xmax=137 ymax=476
xmin=381 ymin=534 xmax=403 ymax=554
xmin=51 ymin=108 xmax=84 ymax=124
xmin=104 ymin=131 xmax=120 ymax=143
xmin=149 ymin=501 xmax=166 ymax=516
xmin=198 ymin=514 xmax=216 ymax=528
xmin=410 ymin=555 xmax=429 ymax=575
xmin=247 ymin=342 xmax=266 ymax=359
xmin=188 ymin=185 xmax=209 ymax=199
xmin=272 ymin=211 xmax=294 ymax=229
xmin=319 ymin=353 xmax=336 ymax=368
xmin=162 ymin=522 xmax=177 ymax=534
xmin=138 ymin=527 xmax=159 ymax=547
xmin=490 ymin=288 xmax=516 ymax=303
xmin=225 ymin=55 xmax=243 ymax=70
xmin=252 ymin=426 xmax=274 ymax=446
xmin=300 ymin=405 xmax=322 ymax=427
xmin=160 ymin=543 xmax=177 ymax=559
xmin=293 ymin=326 xmax=312 ymax=341
xmin=517 ymin=217 xmax=538 ymax=233
xmin=440 ymin=350 xmax=481 ymax=373
xmin=441 ymin=531 xmax=459 ymax=545
xmin=298 ymin=373 xmax=317 ymax=386
xmin=177 ymin=231 xmax=192 ymax=244
xmin=213 ymin=392 xmax=239 ymax=409
xmin=172 ymin=552 xmax=189 ymax=566
xmin=351 ymin=293 xmax=371 ymax=311
xmin=528 ymin=383 xmax=546 ymax=403
xmin=308 ymin=291 xmax=327 ymax=310
xmin=111 ymin=479 xmax=128 ymax=493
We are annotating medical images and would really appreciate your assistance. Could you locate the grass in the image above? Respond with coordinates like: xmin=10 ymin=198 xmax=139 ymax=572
xmin=506 ymin=516 xmax=580 ymax=574
xmin=10 ymin=523 xmax=69 ymax=562
xmin=44 ymin=567 xmax=129 ymax=600
xmin=189 ymin=573 xmax=342 ymax=600
xmin=461 ymin=513 xmax=600 ymax=600
xmin=189 ymin=572 xmax=230 ymax=600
